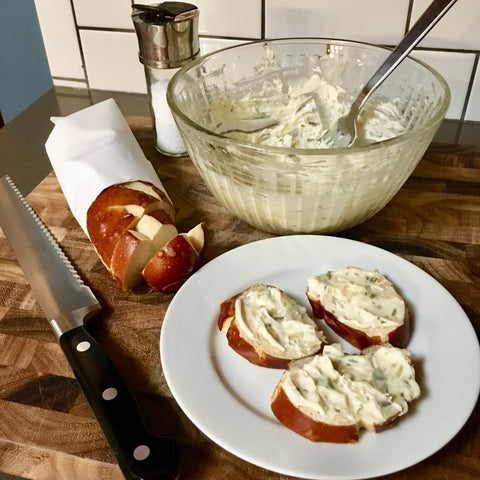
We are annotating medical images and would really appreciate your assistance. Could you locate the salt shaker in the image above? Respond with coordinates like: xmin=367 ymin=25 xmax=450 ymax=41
xmin=132 ymin=2 xmax=199 ymax=157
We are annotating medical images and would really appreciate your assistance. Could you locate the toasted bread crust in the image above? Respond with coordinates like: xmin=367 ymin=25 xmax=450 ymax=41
xmin=225 ymin=318 xmax=291 ymax=368
xmin=142 ymin=234 xmax=200 ymax=292
xmin=306 ymin=267 xmax=410 ymax=349
xmin=271 ymin=344 xmax=420 ymax=442
xmin=373 ymin=412 xmax=402 ymax=433
xmin=308 ymin=298 xmax=410 ymax=349
xmin=218 ymin=296 xmax=239 ymax=330
xmin=271 ymin=384 xmax=359 ymax=443
xmin=87 ymin=182 xmax=174 ymax=270
xmin=86 ymin=181 xmax=206 ymax=292
xmin=88 ymin=211 xmax=138 ymax=267
xmin=219 ymin=296 xmax=289 ymax=367
xmin=218 ymin=285 xmax=325 ymax=368
xmin=110 ymin=230 xmax=146 ymax=290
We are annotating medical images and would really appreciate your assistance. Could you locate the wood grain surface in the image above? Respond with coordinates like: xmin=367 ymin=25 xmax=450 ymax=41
xmin=0 ymin=116 xmax=478 ymax=480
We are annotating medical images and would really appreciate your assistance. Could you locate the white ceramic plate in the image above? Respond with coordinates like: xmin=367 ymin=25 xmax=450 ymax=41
xmin=161 ymin=236 xmax=480 ymax=480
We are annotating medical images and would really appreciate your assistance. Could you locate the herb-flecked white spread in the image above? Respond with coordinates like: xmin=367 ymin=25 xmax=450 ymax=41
xmin=230 ymin=284 xmax=327 ymax=359
xmin=306 ymin=266 xmax=406 ymax=341
xmin=202 ymin=72 xmax=406 ymax=149
xmin=274 ymin=343 xmax=420 ymax=436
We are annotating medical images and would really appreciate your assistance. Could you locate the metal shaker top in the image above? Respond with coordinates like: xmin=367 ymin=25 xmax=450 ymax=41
xmin=132 ymin=2 xmax=199 ymax=69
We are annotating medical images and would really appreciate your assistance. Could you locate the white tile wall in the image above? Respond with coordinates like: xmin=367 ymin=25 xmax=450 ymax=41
xmin=34 ymin=0 xmax=480 ymax=122
xmin=410 ymin=0 xmax=480 ymax=50
xmin=72 ymin=0 xmax=133 ymax=29
xmin=194 ymin=0 xmax=262 ymax=38
xmin=33 ymin=0 xmax=85 ymax=81
xmin=80 ymin=30 xmax=147 ymax=93
xmin=265 ymin=0 xmax=409 ymax=45
xmin=412 ymin=50 xmax=476 ymax=119
xmin=199 ymin=38 xmax=248 ymax=56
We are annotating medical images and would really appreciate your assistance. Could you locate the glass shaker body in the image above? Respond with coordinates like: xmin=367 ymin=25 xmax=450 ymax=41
xmin=145 ymin=65 xmax=186 ymax=157
xmin=132 ymin=2 xmax=199 ymax=158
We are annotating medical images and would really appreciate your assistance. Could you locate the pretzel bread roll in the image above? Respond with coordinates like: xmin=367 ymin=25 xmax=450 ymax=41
xmin=142 ymin=223 xmax=207 ymax=293
xmin=86 ymin=180 xmax=206 ymax=291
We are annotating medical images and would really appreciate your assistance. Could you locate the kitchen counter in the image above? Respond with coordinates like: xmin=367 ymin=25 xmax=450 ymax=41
xmin=0 ymin=88 xmax=479 ymax=480
xmin=0 ymin=88 xmax=150 ymax=196
xmin=2 ymin=86 xmax=480 ymax=196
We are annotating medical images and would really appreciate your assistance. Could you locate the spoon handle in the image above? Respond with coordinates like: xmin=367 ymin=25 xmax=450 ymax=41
xmin=352 ymin=0 xmax=458 ymax=114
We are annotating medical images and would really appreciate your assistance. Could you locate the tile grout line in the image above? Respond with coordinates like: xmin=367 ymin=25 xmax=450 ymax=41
xmin=69 ymin=0 xmax=92 ymax=98
xmin=459 ymin=52 xmax=479 ymax=123
xmin=405 ymin=0 xmax=414 ymax=34
xmin=261 ymin=0 xmax=266 ymax=39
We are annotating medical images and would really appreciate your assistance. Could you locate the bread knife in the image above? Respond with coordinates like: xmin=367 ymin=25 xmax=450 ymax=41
xmin=0 ymin=175 xmax=180 ymax=480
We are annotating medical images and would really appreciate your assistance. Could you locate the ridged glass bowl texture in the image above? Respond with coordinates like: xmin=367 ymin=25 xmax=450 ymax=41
xmin=167 ymin=38 xmax=450 ymax=234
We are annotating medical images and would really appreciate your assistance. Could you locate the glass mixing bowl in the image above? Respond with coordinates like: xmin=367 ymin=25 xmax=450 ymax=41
xmin=167 ymin=38 xmax=450 ymax=234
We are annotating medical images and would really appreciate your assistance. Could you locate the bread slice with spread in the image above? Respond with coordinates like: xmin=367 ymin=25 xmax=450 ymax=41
xmin=271 ymin=343 xmax=420 ymax=443
xmin=218 ymin=284 xmax=327 ymax=368
xmin=306 ymin=267 xmax=410 ymax=349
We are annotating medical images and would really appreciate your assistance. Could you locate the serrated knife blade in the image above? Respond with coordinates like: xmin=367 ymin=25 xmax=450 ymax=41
xmin=0 ymin=176 xmax=100 ymax=337
xmin=0 ymin=175 xmax=179 ymax=480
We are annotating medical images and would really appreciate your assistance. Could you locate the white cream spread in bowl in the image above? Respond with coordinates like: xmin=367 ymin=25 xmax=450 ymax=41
xmin=168 ymin=39 xmax=450 ymax=234
xmin=201 ymin=70 xmax=406 ymax=149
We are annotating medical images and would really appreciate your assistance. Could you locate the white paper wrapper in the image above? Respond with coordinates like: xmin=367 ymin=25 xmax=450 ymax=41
xmin=45 ymin=98 xmax=167 ymax=237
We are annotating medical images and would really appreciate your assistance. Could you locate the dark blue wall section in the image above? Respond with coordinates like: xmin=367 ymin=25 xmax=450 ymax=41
xmin=0 ymin=0 xmax=53 ymax=124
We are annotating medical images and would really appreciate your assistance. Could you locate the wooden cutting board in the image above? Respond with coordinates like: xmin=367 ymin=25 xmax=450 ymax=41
xmin=0 ymin=116 xmax=478 ymax=480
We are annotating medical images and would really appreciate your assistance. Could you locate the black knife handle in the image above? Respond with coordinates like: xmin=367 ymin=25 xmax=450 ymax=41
xmin=59 ymin=325 xmax=180 ymax=480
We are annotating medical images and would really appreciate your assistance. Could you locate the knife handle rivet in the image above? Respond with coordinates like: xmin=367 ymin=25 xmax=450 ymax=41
xmin=76 ymin=341 xmax=91 ymax=352
xmin=133 ymin=444 xmax=151 ymax=461
xmin=102 ymin=387 xmax=118 ymax=401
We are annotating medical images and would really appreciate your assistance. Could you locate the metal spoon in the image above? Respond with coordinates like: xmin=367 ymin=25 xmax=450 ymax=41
xmin=322 ymin=0 xmax=458 ymax=148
